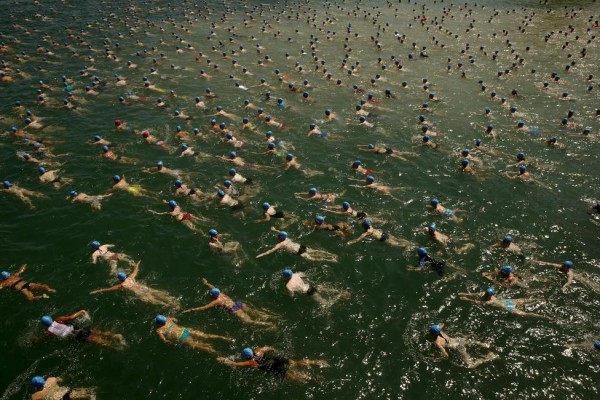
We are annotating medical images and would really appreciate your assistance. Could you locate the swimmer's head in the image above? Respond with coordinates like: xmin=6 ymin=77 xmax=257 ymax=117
xmin=418 ymin=248 xmax=428 ymax=258
xmin=342 ymin=201 xmax=350 ymax=210
xmin=91 ymin=241 xmax=101 ymax=250
xmin=262 ymin=202 xmax=270 ymax=210
xmin=268 ymin=143 xmax=276 ymax=150
xmin=286 ymin=153 xmax=294 ymax=161
xmin=423 ymin=135 xmax=430 ymax=143
xmin=461 ymin=159 xmax=469 ymax=167
xmin=549 ymin=137 xmax=557 ymax=144
xmin=501 ymin=266 xmax=513 ymax=276
xmin=428 ymin=223 xmax=436 ymax=232
xmin=353 ymin=160 xmax=361 ymax=168
xmin=517 ymin=121 xmax=525 ymax=128
xmin=229 ymin=168 xmax=237 ymax=176
xmin=278 ymin=231 xmax=288 ymax=241
xmin=225 ymin=132 xmax=233 ymax=139
xmin=561 ymin=118 xmax=568 ymax=125
xmin=563 ymin=261 xmax=574 ymax=269
xmin=308 ymin=187 xmax=317 ymax=196
xmin=430 ymin=198 xmax=439 ymax=207
xmin=429 ymin=324 xmax=442 ymax=336
xmin=142 ymin=131 xmax=149 ymax=138
xmin=224 ymin=180 xmax=232 ymax=188
xmin=168 ymin=200 xmax=177 ymax=209
xmin=23 ymin=153 xmax=31 ymax=160
xmin=368 ymin=144 xmax=374 ymax=149
xmin=242 ymin=347 xmax=254 ymax=359
xmin=519 ymin=165 xmax=527 ymax=174
xmin=594 ymin=341 xmax=600 ymax=351
xmin=315 ymin=215 xmax=325 ymax=224
xmin=283 ymin=269 xmax=293 ymax=279
xmin=102 ymin=145 xmax=110 ymax=153
xmin=362 ymin=219 xmax=372 ymax=228
xmin=462 ymin=149 xmax=470 ymax=156
xmin=517 ymin=152 xmax=525 ymax=160
xmin=485 ymin=287 xmax=496 ymax=297
xmin=117 ymin=272 xmax=127 ymax=281
xmin=359 ymin=116 xmax=366 ymax=123
xmin=180 ymin=144 xmax=188 ymax=151
xmin=502 ymin=235 xmax=512 ymax=244
xmin=210 ymin=288 xmax=221 ymax=298
xmin=229 ymin=151 xmax=237 ymax=159
xmin=208 ymin=229 xmax=218 ymax=237
xmin=41 ymin=315 xmax=53 ymax=327
xmin=367 ymin=175 xmax=375 ymax=183
xmin=70 ymin=191 xmax=78 ymax=198
xmin=217 ymin=190 xmax=225 ymax=198
xmin=309 ymin=123 xmax=316 ymax=130
xmin=31 ymin=376 xmax=46 ymax=389
xmin=419 ymin=115 xmax=426 ymax=122
xmin=1 ymin=271 xmax=9 ymax=280
xmin=113 ymin=175 xmax=121 ymax=183
xmin=155 ymin=315 xmax=167 ymax=325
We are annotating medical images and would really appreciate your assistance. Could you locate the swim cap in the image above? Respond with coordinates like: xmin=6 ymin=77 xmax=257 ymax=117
xmin=23 ymin=152 xmax=31 ymax=160
xmin=225 ymin=132 xmax=233 ymax=139
xmin=209 ymin=229 xmax=218 ymax=237
xmin=278 ymin=231 xmax=288 ymax=240
xmin=503 ymin=235 xmax=512 ymax=243
xmin=359 ymin=116 xmax=366 ymax=122
xmin=175 ymin=180 xmax=183 ymax=188
xmin=155 ymin=315 xmax=167 ymax=325
xmin=242 ymin=117 xmax=249 ymax=124
xmin=268 ymin=143 xmax=276 ymax=149
xmin=549 ymin=137 xmax=557 ymax=143
xmin=419 ymin=115 xmax=426 ymax=122
xmin=229 ymin=151 xmax=237 ymax=159
xmin=430 ymin=324 xmax=442 ymax=335
xmin=561 ymin=118 xmax=568 ymax=125
xmin=309 ymin=187 xmax=317 ymax=195
xmin=418 ymin=247 xmax=428 ymax=257
xmin=242 ymin=347 xmax=254 ymax=359
xmin=362 ymin=219 xmax=372 ymax=228
xmin=113 ymin=175 xmax=121 ymax=183
xmin=367 ymin=175 xmax=375 ymax=183
xmin=168 ymin=200 xmax=177 ymax=209
xmin=102 ymin=145 xmax=110 ymax=153
xmin=286 ymin=153 xmax=294 ymax=161
xmin=224 ymin=180 xmax=232 ymax=188
xmin=283 ymin=269 xmax=293 ymax=278
xmin=461 ymin=159 xmax=469 ymax=167
xmin=229 ymin=168 xmax=237 ymax=176
xmin=594 ymin=341 xmax=600 ymax=351
xmin=142 ymin=131 xmax=149 ymax=138
xmin=315 ymin=215 xmax=325 ymax=224
xmin=519 ymin=165 xmax=526 ymax=174
xmin=91 ymin=241 xmax=101 ymax=250
xmin=462 ymin=149 xmax=470 ymax=156
xmin=262 ymin=202 xmax=270 ymax=210
xmin=180 ymin=145 xmax=188 ymax=151
xmin=353 ymin=160 xmax=361 ymax=167
xmin=1 ymin=271 xmax=9 ymax=280
xmin=430 ymin=198 xmax=439 ymax=207
xmin=563 ymin=261 xmax=574 ymax=269
xmin=41 ymin=315 xmax=53 ymax=327
xmin=69 ymin=191 xmax=78 ymax=198
xmin=210 ymin=288 xmax=221 ymax=298
xmin=368 ymin=144 xmax=374 ymax=149
xmin=476 ymin=138 xmax=482 ymax=146
xmin=216 ymin=105 xmax=223 ymax=111
xmin=428 ymin=223 xmax=437 ymax=232
xmin=217 ymin=190 xmax=225 ymax=198
xmin=501 ymin=266 xmax=513 ymax=275
xmin=517 ymin=152 xmax=525 ymax=160
xmin=423 ymin=135 xmax=430 ymax=142
xmin=31 ymin=376 xmax=46 ymax=389
xmin=342 ymin=201 xmax=350 ymax=210
xmin=485 ymin=287 xmax=496 ymax=296
xmin=38 ymin=167 xmax=46 ymax=175
xmin=117 ymin=272 xmax=127 ymax=281
xmin=518 ymin=121 xmax=525 ymax=127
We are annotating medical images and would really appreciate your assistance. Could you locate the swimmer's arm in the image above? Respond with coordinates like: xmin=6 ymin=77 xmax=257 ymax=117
xmin=57 ymin=309 xmax=88 ymax=323
xmin=156 ymin=330 xmax=168 ymax=343
xmin=256 ymin=245 xmax=280 ymax=258
xmin=256 ymin=213 xmax=271 ymax=222
xmin=531 ymin=260 xmax=561 ymax=268
xmin=218 ymin=358 xmax=256 ymax=367
xmin=130 ymin=261 xmax=141 ymax=279
xmin=563 ymin=270 xmax=574 ymax=289
xmin=200 ymin=278 xmax=215 ymax=289
xmin=347 ymin=232 xmax=369 ymax=245
xmin=91 ymin=252 xmax=99 ymax=264
xmin=90 ymin=285 xmax=122 ymax=294
xmin=16 ymin=264 xmax=27 ymax=274
xmin=184 ymin=300 xmax=218 ymax=312
xmin=255 ymin=346 xmax=274 ymax=353
xmin=435 ymin=342 xmax=449 ymax=358
xmin=148 ymin=210 xmax=169 ymax=215
xmin=284 ymin=162 xmax=292 ymax=171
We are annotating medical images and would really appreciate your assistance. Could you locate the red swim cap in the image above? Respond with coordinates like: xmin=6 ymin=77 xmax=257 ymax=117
xmin=114 ymin=119 xmax=122 ymax=126
xmin=142 ymin=130 xmax=149 ymax=138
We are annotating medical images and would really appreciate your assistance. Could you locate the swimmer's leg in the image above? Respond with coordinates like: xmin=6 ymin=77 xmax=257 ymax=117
xmin=512 ymin=310 xmax=552 ymax=320
xmin=285 ymin=369 xmax=311 ymax=383
xmin=387 ymin=237 xmax=415 ymax=248
xmin=303 ymin=249 xmax=339 ymax=263
xmin=16 ymin=193 xmax=35 ymax=208
xmin=189 ymin=329 xmax=231 ymax=341
xmin=465 ymin=353 xmax=500 ymax=368
xmin=29 ymin=283 xmax=55 ymax=293
xmin=70 ymin=388 xmax=97 ymax=399
xmin=108 ymin=260 xmax=119 ymax=275
xmin=187 ymin=340 xmax=216 ymax=353
xmin=291 ymin=358 xmax=330 ymax=368
xmin=455 ymin=243 xmax=475 ymax=254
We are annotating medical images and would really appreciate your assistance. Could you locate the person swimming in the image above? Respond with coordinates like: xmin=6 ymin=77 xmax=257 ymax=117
xmin=256 ymin=228 xmax=339 ymax=263
xmin=0 ymin=264 xmax=55 ymax=300
xmin=429 ymin=323 xmax=499 ymax=368
xmin=154 ymin=315 xmax=231 ymax=353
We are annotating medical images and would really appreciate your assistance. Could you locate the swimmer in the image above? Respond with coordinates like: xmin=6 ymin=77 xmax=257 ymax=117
xmin=1 ymin=265 xmax=55 ymax=300
xmin=429 ymin=198 xmax=463 ymax=223
xmin=358 ymin=116 xmax=374 ymax=128
xmin=140 ymin=130 xmax=174 ymax=150
xmin=109 ymin=174 xmax=154 ymax=197
xmin=1 ymin=180 xmax=46 ymax=208
xmin=113 ymin=119 xmax=128 ymax=131
xmin=219 ymin=151 xmax=250 ymax=168
xmin=303 ymin=215 xmax=352 ymax=238
xmin=256 ymin=228 xmax=339 ymax=263
xmin=172 ymin=110 xmax=191 ymax=120
xmin=222 ymin=132 xmax=245 ymax=149
xmin=207 ymin=229 xmax=244 ymax=265
xmin=37 ymin=310 xmax=126 ymax=350
xmin=420 ymin=135 xmax=438 ymax=149
xmin=174 ymin=179 xmax=205 ymax=202
xmin=38 ymin=167 xmax=72 ymax=189
xmin=490 ymin=235 xmax=522 ymax=255
xmin=349 ymin=175 xmax=399 ymax=197
xmin=483 ymin=266 xmax=526 ymax=288
xmin=545 ymin=136 xmax=565 ymax=149
xmin=347 ymin=219 xmax=414 ymax=249
xmin=66 ymin=190 xmax=111 ymax=210
xmin=257 ymin=202 xmax=288 ymax=222
xmin=30 ymin=376 xmax=96 ymax=400
xmin=350 ymin=160 xmax=373 ymax=176
xmin=531 ymin=259 xmax=574 ymax=290
xmin=424 ymin=223 xmax=473 ymax=253
xmin=460 ymin=159 xmax=475 ymax=174
xmin=90 ymin=240 xmax=136 ymax=274
xmin=414 ymin=247 xmax=447 ymax=276
xmin=459 ymin=287 xmax=549 ymax=319
xmin=307 ymin=123 xmax=322 ymax=137
xmin=184 ymin=278 xmax=276 ymax=328
xmin=357 ymin=144 xmax=415 ymax=161
xmin=429 ymin=323 xmax=498 ymax=368
xmin=154 ymin=315 xmax=231 ymax=354
xmin=90 ymin=261 xmax=180 ymax=308
xmin=179 ymin=143 xmax=202 ymax=157
xmin=217 ymin=347 xmax=328 ymax=383
xmin=322 ymin=201 xmax=372 ymax=222
xmin=282 ymin=268 xmax=351 ymax=306
xmin=216 ymin=189 xmax=244 ymax=210
xmin=227 ymin=168 xmax=253 ymax=185
xmin=148 ymin=200 xmax=203 ymax=231
xmin=89 ymin=135 xmax=111 ymax=146
xmin=100 ymin=146 xmax=137 ymax=164
xmin=295 ymin=187 xmax=341 ymax=204
xmin=565 ymin=338 xmax=600 ymax=355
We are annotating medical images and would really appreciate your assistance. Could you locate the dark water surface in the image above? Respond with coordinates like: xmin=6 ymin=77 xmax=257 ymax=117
xmin=1 ymin=0 xmax=599 ymax=399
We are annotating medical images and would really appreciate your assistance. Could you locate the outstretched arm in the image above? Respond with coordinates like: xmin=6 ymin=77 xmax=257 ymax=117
xmin=256 ymin=244 xmax=280 ymax=258
xmin=17 ymin=264 xmax=27 ymax=274
xmin=201 ymin=278 xmax=215 ymax=289
xmin=531 ymin=260 xmax=561 ymax=268
xmin=183 ymin=300 xmax=219 ymax=313
xmin=347 ymin=232 xmax=369 ymax=245
xmin=90 ymin=284 xmax=122 ymax=294
xmin=563 ymin=270 xmax=574 ymax=289
xmin=57 ymin=309 xmax=88 ymax=323
xmin=217 ymin=358 xmax=256 ymax=367
xmin=130 ymin=261 xmax=141 ymax=279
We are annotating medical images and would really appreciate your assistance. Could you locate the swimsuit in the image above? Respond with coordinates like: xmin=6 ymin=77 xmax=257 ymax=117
xmin=444 ymin=209 xmax=454 ymax=217
xmin=297 ymin=244 xmax=307 ymax=255
xmin=505 ymin=299 xmax=515 ymax=312
xmin=270 ymin=210 xmax=285 ymax=218
xmin=306 ymin=285 xmax=318 ymax=296
xmin=10 ymin=279 xmax=31 ymax=291
xmin=187 ymin=189 xmax=196 ymax=196
xmin=180 ymin=213 xmax=192 ymax=221
xmin=73 ymin=327 xmax=92 ymax=342
xmin=178 ymin=328 xmax=191 ymax=342
xmin=227 ymin=301 xmax=243 ymax=313
xmin=385 ymin=147 xmax=394 ymax=154
xmin=255 ymin=355 xmax=290 ymax=379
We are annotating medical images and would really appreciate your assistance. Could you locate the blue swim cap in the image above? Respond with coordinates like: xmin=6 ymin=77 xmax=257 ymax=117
xmin=70 ymin=191 xmax=78 ymax=198
xmin=217 ymin=190 xmax=225 ymax=197
xmin=367 ymin=175 xmax=375 ymax=183
xmin=94 ymin=135 xmax=101 ymax=142
xmin=501 ymin=266 xmax=513 ymax=275
xmin=430 ymin=324 xmax=442 ymax=335
xmin=155 ymin=315 xmax=167 ymax=325
xmin=368 ymin=144 xmax=374 ymax=149
xmin=476 ymin=138 xmax=482 ymax=146
xmin=423 ymin=135 xmax=430 ymax=142
xmin=262 ymin=202 xmax=270 ymax=210
xmin=362 ymin=219 xmax=372 ymax=228
xmin=38 ymin=167 xmax=46 ymax=175
xmin=342 ymin=201 xmax=350 ymax=210
xmin=430 ymin=198 xmax=439 ymax=207
xmin=41 ymin=315 xmax=53 ymax=327
xmin=113 ymin=175 xmax=121 ymax=183
xmin=428 ymin=223 xmax=436 ymax=231
xmin=242 ymin=117 xmax=249 ymax=124
xmin=181 ymin=145 xmax=188 ymax=151
xmin=209 ymin=229 xmax=218 ymax=237
xmin=462 ymin=149 xmax=470 ymax=156
xmin=224 ymin=180 xmax=232 ymax=188
xmin=353 ymin=160 xmax=361 ymax=167
xmin=278 ymin=231 xmax=288 ymax=240
xmin=309 ymin=123 xmax=316 ymax=129
xmin=418 ymin=247 xmax=428 ymax=257
xmin=309 ymin=187 xmax=317 ymax=195
xmin=1 ymin=271 xmax=9 ymax=280
xmin=563 ymin=261 xmax=574 ymax=269
xmin=210 ymin=288 xmax=221 ymax=298
xmin=517 ymin=152 xmax=525 ymax=160
xmin=503 ymin=235 xmax=512 ymax=243
xmin=519 ymin=165 xmax=527 ymax=174
xmin=31 ymin=376 xmax=46 ymax=389
xmin=359 ymin=116 xmax=366 ymax=122
xmin=419 ymin=115 xmax=426 ymax=122
xmin=117 ymin=272 xmax=127 ymax=281
xmin=485 ymin=287 xmax=496 ymax=296
xmin=102 ymin=145 xmax=110 ymax=153
xmin=315 ymin=215 xmax=325 ymax=224
xmin=229 ymin=168 xmax=237 ymax=176
xmin=461 ymin=159 xmax=469 ymax=167
xmin=242 ymin=347 xmax=254 ymax=359
xmin=286 ymin=153 xmax=294 ymax=161
xmin=268 ymin=143 xmax=276 ymax=149
xmin=549 ymin=137 xmax=557 ymax=143
xmin=225 ymin=132 xmax=233 ymax=139
xmin=175 ymin=180 xmax=183 ymax=188
xmin=594 ymin=341 xmax=600 ymax=351
xmin=217 ymin=105 xmax=223 ymax=111
xmin=168 ymin=200 xmax=177 ymax=209
xmin=518 ymin=121 xmax=525 ymax=127
xmin=91 ymin=241 xmax=101 ymax=250
xmin=229 ymin=151 xmax=237 ymax=159
xmin=283 ymin=269 xmax=293 ymax=278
